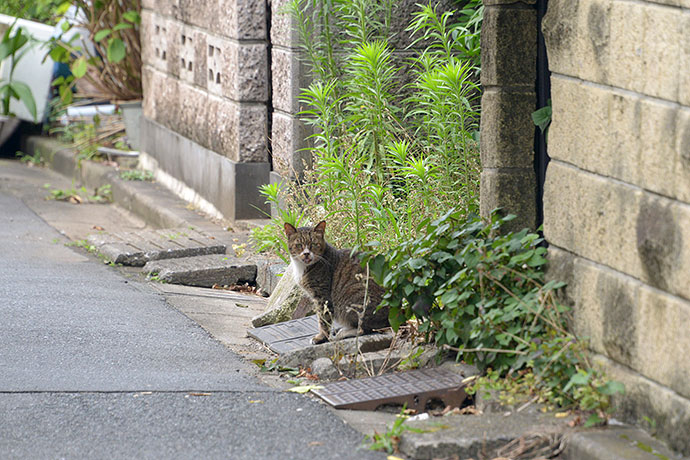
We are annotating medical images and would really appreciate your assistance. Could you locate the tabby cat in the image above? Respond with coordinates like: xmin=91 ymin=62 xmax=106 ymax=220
xmin=284 ymin=221 xmax=389 ymax=344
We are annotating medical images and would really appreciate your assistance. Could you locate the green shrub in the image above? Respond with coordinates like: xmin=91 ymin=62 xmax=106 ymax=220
xmin=0 ymin=0 xmax=63 ymax=25
xmin=363 ymin=209 xmax=624 ymax=413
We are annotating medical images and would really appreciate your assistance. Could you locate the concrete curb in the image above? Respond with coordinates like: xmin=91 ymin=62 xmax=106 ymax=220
xmin=23 ymin=136 xmax=282 ymax=294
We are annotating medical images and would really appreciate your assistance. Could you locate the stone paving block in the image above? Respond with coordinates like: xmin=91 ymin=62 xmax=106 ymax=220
xmin=399 ymin=412 xmax=569 ymax=460
xmin=544 ymin=161 xmax=690 ymax=300
xmin=251 ymin=264 xmax=306 ymax=327
xmin=144 ymin=254 xmax=257 ymax=287
xmin=271 ymin=111 xmax=311 ymax=178
xmin=481 ymin=5 xmax=536 ymax=87
xmin=480 ymin=88 xmax=536 ymax=169
xmin=562 ymin=426 xmax=682 ymax=460
xmin=641 ymin=4 xmax=682 ymax=102
xmin=87 ymin=228 xmax=226 ymax=266
xmin=275 ymin=332 xmax=394 ymax=369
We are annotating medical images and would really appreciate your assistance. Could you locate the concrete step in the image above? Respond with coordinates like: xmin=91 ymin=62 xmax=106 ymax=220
xmin=144 ymin=254 xmax=257 ymax=288
xmin=87 ymin=228 xmax=226 ymax=266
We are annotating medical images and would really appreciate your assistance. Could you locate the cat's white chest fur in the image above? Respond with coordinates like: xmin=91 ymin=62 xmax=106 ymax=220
xmin=289 ymin=256 xmax=306 ymax=281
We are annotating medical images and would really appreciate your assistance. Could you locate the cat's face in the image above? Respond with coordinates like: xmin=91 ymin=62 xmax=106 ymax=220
xmin=284 ymin=221 xmax=327 ymax=266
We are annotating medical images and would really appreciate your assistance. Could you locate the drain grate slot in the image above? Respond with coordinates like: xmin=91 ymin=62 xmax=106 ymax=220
xmin=313 ymin=368 xmax=469 ymax=412
xmin=247 ymin=315 xmax=319 ymax=354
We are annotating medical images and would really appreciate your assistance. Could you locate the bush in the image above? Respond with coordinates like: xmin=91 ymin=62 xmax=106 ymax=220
xmin=0 ymin=0 xmax=63 ymax=25
xmin=363 ymin=209 xmax=624 ymax=415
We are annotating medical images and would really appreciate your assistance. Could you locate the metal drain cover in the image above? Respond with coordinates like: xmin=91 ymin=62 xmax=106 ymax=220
xmin=247 ymin=315 xmax=319 ymax=354
xmin=312 ymin=367 xmax=469 ymax=412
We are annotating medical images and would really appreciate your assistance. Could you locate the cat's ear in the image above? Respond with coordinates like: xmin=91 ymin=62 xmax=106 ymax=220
xmin=284 ymin=222 xmax=297 ymax=236
xmin=314 ymin=221 xmax=326 ymax=235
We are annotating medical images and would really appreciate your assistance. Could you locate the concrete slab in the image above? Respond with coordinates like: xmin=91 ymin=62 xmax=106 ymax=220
xmin=0 ymin=160 xmax=148 ymax=241
xmin=150 ymin=283 xmax=267 ymax=351
xmin=275 ymin=332 xmax=394 ymax=369
xmin=87 ymin=228 xmax=226 ymax=266
xmin=399 ymin=412 xmax=572 ymax=460
xmin=144 ymin=254 xmax=256 ymax=287
xmin=562 ymin=426 xmax=683 ymax=460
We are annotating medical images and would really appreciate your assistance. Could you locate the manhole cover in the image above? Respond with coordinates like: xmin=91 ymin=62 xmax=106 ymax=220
xmin=247 ymin=315 xmax=319 ymax=354
xmin=312 ymin=367 xmax=469 ymax=411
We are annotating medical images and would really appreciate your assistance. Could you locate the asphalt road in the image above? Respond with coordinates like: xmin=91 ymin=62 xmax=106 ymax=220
xmin=0 ymin=190 xmax=384 ymax=459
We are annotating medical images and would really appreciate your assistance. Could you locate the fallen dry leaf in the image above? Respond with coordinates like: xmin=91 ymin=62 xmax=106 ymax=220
xmin=92 ymin=225 xmax=105 ymax=231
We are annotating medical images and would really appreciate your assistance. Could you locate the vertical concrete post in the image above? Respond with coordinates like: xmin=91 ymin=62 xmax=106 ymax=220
xmin=479 ymin=0 xmax=537 ymax=231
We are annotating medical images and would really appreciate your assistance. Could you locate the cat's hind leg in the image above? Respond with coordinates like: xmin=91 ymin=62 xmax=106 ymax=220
xmin=333 ymin=326 xmax=360 ymax=341
xmin=311 ymin=299 xmax=332 ymax=345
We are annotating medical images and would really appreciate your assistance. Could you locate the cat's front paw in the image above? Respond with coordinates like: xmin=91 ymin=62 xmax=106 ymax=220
xmin=311 ymin=333 xmax=329 ymax=345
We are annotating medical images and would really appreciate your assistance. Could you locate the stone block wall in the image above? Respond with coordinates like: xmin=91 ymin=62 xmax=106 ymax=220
xmin=542 ymin=0 xmax=690 ymax=453
xmin=269 ymin=0 xmax=312 ymax=181
xmin=140 ymin=0 xmax=270 ymax=220
xmin=479 ymin=0 xmax=538 ymax=232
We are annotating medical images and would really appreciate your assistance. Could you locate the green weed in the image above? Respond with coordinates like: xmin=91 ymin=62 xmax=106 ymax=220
xmin=365 ymin=405 xmax=423 ymax=454
xmin=119 ymin=169 xmax=154 ymax=181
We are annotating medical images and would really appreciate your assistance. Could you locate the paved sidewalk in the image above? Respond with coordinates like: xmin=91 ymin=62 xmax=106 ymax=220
xmin=9 ymin=138 xmax=687 ymax=460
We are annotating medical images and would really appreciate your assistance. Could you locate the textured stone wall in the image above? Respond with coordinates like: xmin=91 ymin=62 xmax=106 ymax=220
xmin=140 ymin=0 xmax=270 ymax=219
xmin=479 ymin=0 xmax=538 ymax=232
xmin=269 ymin=0 xmax=312 ymax=180
xmin=268 ymin=0 xmax=459 ymax=180
xmin=542 ymin=0 xmax=690 ymax=454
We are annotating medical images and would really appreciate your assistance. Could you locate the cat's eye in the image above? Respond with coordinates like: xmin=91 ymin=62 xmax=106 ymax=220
xmin=295 ymin=243 xmax=303 ymax=250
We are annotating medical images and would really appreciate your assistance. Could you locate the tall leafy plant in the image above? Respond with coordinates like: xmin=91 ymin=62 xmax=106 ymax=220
xmin=254 ymin=0 xmax=483 ymax=257
xmin=46 ymin=0 xmax=141 ymax=103
xmin=0 ymin=22 xmax=37 ymax=120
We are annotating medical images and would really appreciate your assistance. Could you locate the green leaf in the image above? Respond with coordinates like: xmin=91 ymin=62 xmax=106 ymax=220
xmin=56 ymin=1 xmax=72 ymax=15
xmin=563 ymin=370 xmax=590 ymax=393
xmin=584 ymin=413 xmax=604 ymax=428
xmin=597 ymin=380 xmax=625 ymax=396
xmin=286 ymin=384 xmax=324 ymax=394
xmin=531 ymin=100 xmax=552 ymax=133
xmin=94 ymin=29 xmax=112 ymax=42
xmin=407 ymin=258 xmax=426 ymax=270
xmin=122 ymin=10 xmax=141 ymax=24
xmin=9 ymin=81 xmax=36 ymax=121
xmin=71 ymin=56 xmax=88 ymax=78
xmin=113 ymin=23 xmax=133 ymax=32
xmin=107 ymin=38 xmax=126 ymax=63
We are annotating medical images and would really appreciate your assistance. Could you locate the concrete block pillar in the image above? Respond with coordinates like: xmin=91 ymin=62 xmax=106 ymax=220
xmin=269 ymin=0 xmax=313 ymax=181
xmin=140 ymin=0 xmax=270 ymax=221
xmin=479 ymin=0 xmax=538 ymax=231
